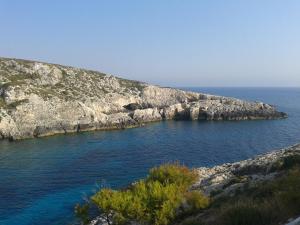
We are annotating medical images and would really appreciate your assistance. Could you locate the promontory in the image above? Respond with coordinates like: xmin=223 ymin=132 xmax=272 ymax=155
xmin=0 ymin=57 xmax=286 ymax=140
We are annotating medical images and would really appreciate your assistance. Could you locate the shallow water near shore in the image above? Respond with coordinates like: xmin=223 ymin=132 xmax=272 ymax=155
xmin=0 ymin=87 xmax=300 ymax=225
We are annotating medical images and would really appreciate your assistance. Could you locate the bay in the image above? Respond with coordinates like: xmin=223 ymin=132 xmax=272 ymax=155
xmin=0 ymin=87 xmax=299 ymax=225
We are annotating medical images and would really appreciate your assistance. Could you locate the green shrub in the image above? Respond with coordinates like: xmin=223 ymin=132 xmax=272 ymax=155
xmin=272 ymin=168 xmax=300 ymax=215
xmin=92 ymin=188 xmax=147 ymax=225
xmin=0 ymin=97 xmax=6 ymax=108
xmin=185 ymin=191 xmax=210 ymax=211
xmin=220 ymin=201 xmax=275 ymax=225
xmin=147 ymin=163 xmax=198 ymax=189
xmin=180 ymin=218 xmax=205 ymax=225
xmin=75 ymin=203 xmax=90 ymax=225
xmin=6 ymin=99 xmax=29 ymax=109
xmin=270 ymin=154 xmax=300 ymax=172
xmin=88 ymin=164 xmax=209 ymax=225
xmin=282 ymin=154 xmax=300 ymax=170
xmin=76 ymin=160 xmax=300 ymax=225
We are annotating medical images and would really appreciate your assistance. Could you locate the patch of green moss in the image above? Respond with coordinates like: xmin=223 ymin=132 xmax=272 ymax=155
xmin=60 ymin=69 xmax=68 ymax=78
xmin=6 ymin=99 xmax=29 ymax=109
xmin=222 ymin=176 xmax=247 ymax=189
xmin=0 ymin=97 xmax=6 ymax=108
xmin=8 ymin=73 xmax=34 ymax=83
xmin=119 ymin=78 xmax=145 ymax=92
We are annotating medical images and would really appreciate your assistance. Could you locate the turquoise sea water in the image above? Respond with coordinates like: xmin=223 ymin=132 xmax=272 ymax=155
xmin=0 ymin=87 xmax=299 ymax=225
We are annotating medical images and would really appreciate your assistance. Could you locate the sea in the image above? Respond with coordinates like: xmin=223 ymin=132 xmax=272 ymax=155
xmin=0 ymin=87 xmax=299 ymax=225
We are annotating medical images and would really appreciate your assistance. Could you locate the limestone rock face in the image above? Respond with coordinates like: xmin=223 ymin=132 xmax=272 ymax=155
xmin=0 ymin=57 xmax=287 ymax=140
xmin=141 ymin=85 xmax=199 ymax=107
xmin=132 ymin=108 xmax=162 ymax=123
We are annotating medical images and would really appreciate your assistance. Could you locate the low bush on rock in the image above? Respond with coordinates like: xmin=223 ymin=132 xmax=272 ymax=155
xmin=76 ymin=154 xmax=300 ymax=225
xmin=75 ymin=163 xmax=209 ymax=225
xmin=185 ymin=191 xmax=210 ymax=212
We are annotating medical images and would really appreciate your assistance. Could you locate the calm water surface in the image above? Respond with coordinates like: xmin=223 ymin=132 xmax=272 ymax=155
xmin=0 ymin=87 xmax=299 ymax=225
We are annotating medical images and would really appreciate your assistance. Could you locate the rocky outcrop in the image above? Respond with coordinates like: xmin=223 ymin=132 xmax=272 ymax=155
xmin=193 ymin=144 xmax=300 ymax=196
xmin=0 ymin=57 xmax=287 ymax=140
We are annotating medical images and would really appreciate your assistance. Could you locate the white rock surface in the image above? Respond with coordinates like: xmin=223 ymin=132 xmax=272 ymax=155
xmin=0 ymin=57 xmax=286 ymax=140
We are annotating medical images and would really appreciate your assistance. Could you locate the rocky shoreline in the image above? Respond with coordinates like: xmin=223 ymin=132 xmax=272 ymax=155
xmin=194 ymin=143 xmax=300 ymax=196
xmin=88 ymin=143 xmax=300 ymax=225
xmin=0 ymin=57 xmax=287 ymax=140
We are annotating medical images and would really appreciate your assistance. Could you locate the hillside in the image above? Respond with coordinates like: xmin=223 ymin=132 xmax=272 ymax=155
xmin=0 ymin=57 xmax=286 ymax=140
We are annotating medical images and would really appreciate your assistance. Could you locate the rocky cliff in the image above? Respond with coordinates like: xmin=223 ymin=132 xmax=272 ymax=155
xmin=0 ymin=57 xmax=286 ymax=140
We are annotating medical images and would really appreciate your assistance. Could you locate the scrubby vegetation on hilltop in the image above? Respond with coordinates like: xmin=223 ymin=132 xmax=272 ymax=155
xmin=0 ymin=57 xmax=145 ymax=102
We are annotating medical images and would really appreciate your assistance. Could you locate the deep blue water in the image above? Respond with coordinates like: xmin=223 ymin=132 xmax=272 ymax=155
xmin=0 ymin=87 xmax=299 ymax=225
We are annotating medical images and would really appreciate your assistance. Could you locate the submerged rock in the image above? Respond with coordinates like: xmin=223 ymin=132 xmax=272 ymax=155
xmin=0 ymin=57 xmax=287 ymax=140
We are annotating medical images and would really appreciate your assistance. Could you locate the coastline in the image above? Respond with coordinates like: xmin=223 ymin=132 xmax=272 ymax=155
xmin=193 ymin=143 xmax=300 ymax=195
xmin=0 ymin=58 xmax=287 ymax=141
xmin=88 ymin=143 xmax=300 ymax=225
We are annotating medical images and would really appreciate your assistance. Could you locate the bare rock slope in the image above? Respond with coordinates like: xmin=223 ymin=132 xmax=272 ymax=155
xmin=0 ymin=57 xmax=286 ymax=140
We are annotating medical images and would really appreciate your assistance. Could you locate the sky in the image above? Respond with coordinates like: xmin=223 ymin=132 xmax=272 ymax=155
xmin=0 ymin=0 xmax=300 ymax=87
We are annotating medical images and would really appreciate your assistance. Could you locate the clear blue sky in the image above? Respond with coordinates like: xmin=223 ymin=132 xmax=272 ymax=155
xmin=1 ymin=0 xmax=300 ymax=87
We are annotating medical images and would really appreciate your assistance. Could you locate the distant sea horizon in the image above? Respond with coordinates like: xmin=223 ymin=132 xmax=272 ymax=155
xmin=175 ymin=86 xmax=300 ymax=89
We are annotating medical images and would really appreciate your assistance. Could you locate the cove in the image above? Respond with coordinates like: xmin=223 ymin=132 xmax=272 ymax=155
xmin=0 ymin=87 xmax=300 ymax=225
